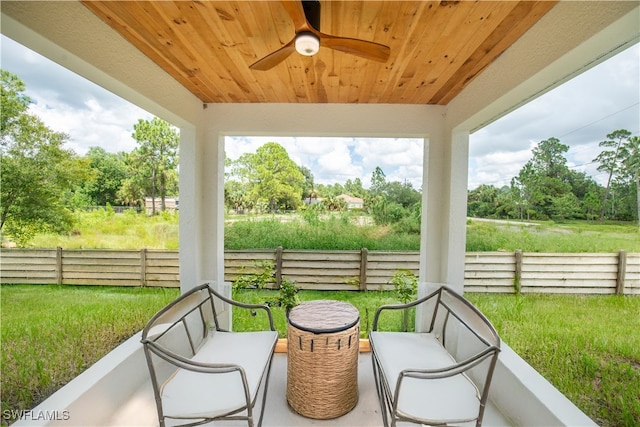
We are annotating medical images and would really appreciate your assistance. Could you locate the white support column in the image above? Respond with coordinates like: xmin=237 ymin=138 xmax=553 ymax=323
xmin=178 ymin=125 xmax=200 ymax=294
xmin=445 ymin=130 xmax=470 ymax=293
xmin=419 ymin=133 xmax=445 ymax=289
xmin=416 ymin=129 xmax=469 ymax=331
xmin=180 ymin=122 xmax=230 ymax=326
xmin=198 ymin=132 xmax=226 ymax=287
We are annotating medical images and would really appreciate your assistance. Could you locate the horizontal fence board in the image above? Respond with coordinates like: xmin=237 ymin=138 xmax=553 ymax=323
xmin=282 ymin=252 xmax=361 ymax=262
xmin=1 ymin=277 xmax=58 ymax=284
xmin=1 ymin=258 xmax=57 ymax=266
xmin=522 ymin=279 xmax=617 ymax=288
xmin=62 ymin=258 xmax=140 ymax=266
xmin=367 ymin=252 xmax=419 ymax=261
xmin=296 ymin=283 xmax=358 ymax=291
xmin=366 ymin=284 xmax=395 ymax=291
xmin=62 ymin=279 xmax=140 ymax=286
xmin=466 ymin=264 xmax=517 ymax=272
xmin=466 ymin=271 xmax=515 ymax=279
xmin=284 ymin=275 xmax=358 ymax=285
xmin=464 ymin=285 xmax=516 ymax=293
xmin=145 ymin=250 xmax=179 ymax=259
xmin=145 ymin=280 xmax=180 ymax=288
xmin=466 ymin=252 xmax=516 ymax=261
xmin=520 ymin=286 xmax=616 ymax=295
xmin=367 ymin=271 xmax=419 ymax=280
xmin=282 ymin=268 xmax=361 ymax=277
xmin=146 ymin=260 xmax=179 ymax=268
xmin=521 ymin=272 xmax=618 ymax=280
xmin=367 ymin=261 xmax=420 ymax=270
xmin=1 ymin=271 xmax=57 ymax=279
xmin=146 ymin=266 xmax=179 ymax=273
xmin=63 ymin=272 xmax=140 ymax=280
xmin=62 ymin=250 xmax=140 ymax=259
xmin=464 ymin=277 xmax=513 ymax=286
xmin=1 ymin=264 xmax=57 ymax=272
xmin=522 ymin=255 xmax=618 ymax=264
xmin=62 ymin=264 xmax=140 ymax=273
xmin=1 ymin=248 xmax=638 ymax=295
xmin=283 ymin=260 xmax=360 ymax=269
xmin=0 ymin=249 xmax=57 ymax=258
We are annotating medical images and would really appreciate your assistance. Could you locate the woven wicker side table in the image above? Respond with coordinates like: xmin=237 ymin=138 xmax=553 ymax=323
xmin=286 ymin=300 xmax=360 ymax=419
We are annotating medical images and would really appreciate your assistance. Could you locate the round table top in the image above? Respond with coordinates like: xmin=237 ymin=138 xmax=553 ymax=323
xmin=288 ymin=300 xmax=360 ymax=334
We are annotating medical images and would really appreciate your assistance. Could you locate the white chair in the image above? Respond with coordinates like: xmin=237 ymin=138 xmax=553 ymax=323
xmin=141 ymin=283 xmax=278 ymax=427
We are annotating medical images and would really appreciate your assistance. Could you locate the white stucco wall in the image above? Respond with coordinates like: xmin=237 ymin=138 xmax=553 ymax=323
xmin=2 ymin=0 xmax=637 ymax=296
xmin=184 ymin=103 xmax=470 ymax=292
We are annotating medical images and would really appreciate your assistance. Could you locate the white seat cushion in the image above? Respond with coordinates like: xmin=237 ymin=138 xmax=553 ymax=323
xmin=161 ymin=330 xmax=277 ymax=419
xmin=370 ymin=331 xmax=480 ymax=424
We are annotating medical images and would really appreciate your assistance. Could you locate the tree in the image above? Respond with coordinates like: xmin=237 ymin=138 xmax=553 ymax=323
xmin=384 ymin=180 xmax=421 ymax=208
xmin=582 ymin=183 xmax=603 ymax=222
xmin=232 ymin=142 xmax=305 ymax=211
xmin=344 ymin=178 xmax=365 ymax=198
xmin=594 ymin=129 xmax=632 ymax=221
xmin=124 ymin=118 xmax=179 ymax=214
xmin=1 ymin=70 xmax=89 ymax=245
xmin=370 ymin=166 xmax=386 ymax=196
xmin=513 ymin=137 xmax=574 ymax=220
xmin=622 ymin=136 xmax=640 ymax=226
xmin=72 ymin=147 xmax=128 ymax=207
xmin=298 ymin=165 xmax=316 ymax=203
xmin=323 ymin=196 xmax=347 ymax=212
xmin=468 ymin=184 xmax=499 ymax=218
xmin=1 ymin=69 xmax=30 ymax=137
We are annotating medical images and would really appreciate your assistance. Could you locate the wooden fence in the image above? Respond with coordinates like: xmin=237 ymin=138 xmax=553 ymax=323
xmin=1 ymin=248 xmax=638 ymax=295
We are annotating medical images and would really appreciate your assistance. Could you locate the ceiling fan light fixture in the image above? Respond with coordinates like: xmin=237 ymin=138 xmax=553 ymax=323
xmin=295 ymin=32 xmax=320 ymax=56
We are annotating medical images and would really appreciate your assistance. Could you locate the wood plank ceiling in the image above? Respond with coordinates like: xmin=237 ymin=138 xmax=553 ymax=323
xmin=82 ymin=1 xmax=556 ymax=105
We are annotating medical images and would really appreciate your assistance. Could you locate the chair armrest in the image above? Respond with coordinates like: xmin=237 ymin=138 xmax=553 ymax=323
xmin=372 ymin=287 xmax=440 ymax=331
xmin=209 ymin=286 xmax=276 ymax=331
xmin=399 ymin=346 xmax=500 ymax=381
xmin=143 ymin=340 xmax=246 ymax=375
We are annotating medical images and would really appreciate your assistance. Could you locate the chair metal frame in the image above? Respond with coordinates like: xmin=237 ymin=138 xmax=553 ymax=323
xmin=141 ymin=283 xmax=277 ymax=427
xmin=370 ymin=286 xmax=501 ymax=427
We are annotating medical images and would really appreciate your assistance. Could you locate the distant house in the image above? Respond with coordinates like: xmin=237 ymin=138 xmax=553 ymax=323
xmin=303 ymin=196 xmax=323 ymax=206
xmin=145 ymin=197 xmax=178 ymax=214
xmin=337 ymin=194 xmax=364 ymax=210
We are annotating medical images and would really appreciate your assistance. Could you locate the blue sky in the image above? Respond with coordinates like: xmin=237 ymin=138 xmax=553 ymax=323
xmin=1 ymin=35 xmax=638 ymax=190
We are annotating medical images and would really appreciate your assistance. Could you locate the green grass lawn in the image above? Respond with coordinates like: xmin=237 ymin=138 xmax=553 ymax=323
xmin=25 ymin=210 xmax=640 ymax=253
xmin=1 ymin=287 xmax=638 ymax=426
xmin=467 ymin=293 xmax=640 ymax=427
xmin=0 ymin=285 xmax=179 ymax=424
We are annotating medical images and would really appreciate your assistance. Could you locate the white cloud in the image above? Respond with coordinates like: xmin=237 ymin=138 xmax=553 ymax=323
xmin=2 ymin=34 xmax=637 ymax=191
xmin=2 ymin=36 xmax=153 ymax=156
xmin=469 ymin=44 xmax=639 ymax=189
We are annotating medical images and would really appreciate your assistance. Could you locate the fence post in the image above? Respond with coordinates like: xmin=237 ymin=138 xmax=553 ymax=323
xmin=514 ymin=249 xmax=523 ymax=295
xmin=56 ymin=246 xmax=63 ymax=285
xmin=616 ymin=250 xmax=627 ymax=295
xmin=140 ymin=248 xmax=147 ymax=287
xmin=275 ymin=246 xmax=283 ymax=289
xmin=360 ymin=248 xmax=368 ymax=291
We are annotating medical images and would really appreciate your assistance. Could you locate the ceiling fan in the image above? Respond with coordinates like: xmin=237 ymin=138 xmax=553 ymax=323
xmin=249 ymin=0 xmax=391 ymax=71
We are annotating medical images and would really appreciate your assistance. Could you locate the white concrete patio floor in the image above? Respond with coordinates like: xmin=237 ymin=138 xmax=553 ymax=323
xmin=109 ymin=352 xmax=513 ymax=427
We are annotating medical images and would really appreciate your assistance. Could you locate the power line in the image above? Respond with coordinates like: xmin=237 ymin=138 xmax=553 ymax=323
xmin=473 ymin=116 xmax=639 ymax=187
xmin=558 ymin=102 xmax=639 ymax=139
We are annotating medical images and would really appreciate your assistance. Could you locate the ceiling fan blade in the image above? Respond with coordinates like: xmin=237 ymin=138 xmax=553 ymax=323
xmin=320 ymin=34 xmax=390 ymax=63
xmin=249 ymin=39 xmax=296 ymax=71
xmin=281 ymin=0 xmax=309 ymax=31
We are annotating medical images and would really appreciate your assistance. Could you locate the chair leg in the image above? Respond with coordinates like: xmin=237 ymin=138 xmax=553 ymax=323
xmin=256 ymin=352 xmax=276 ymax=427
xmin=371 ymin=351 xmax=390 ymax=427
